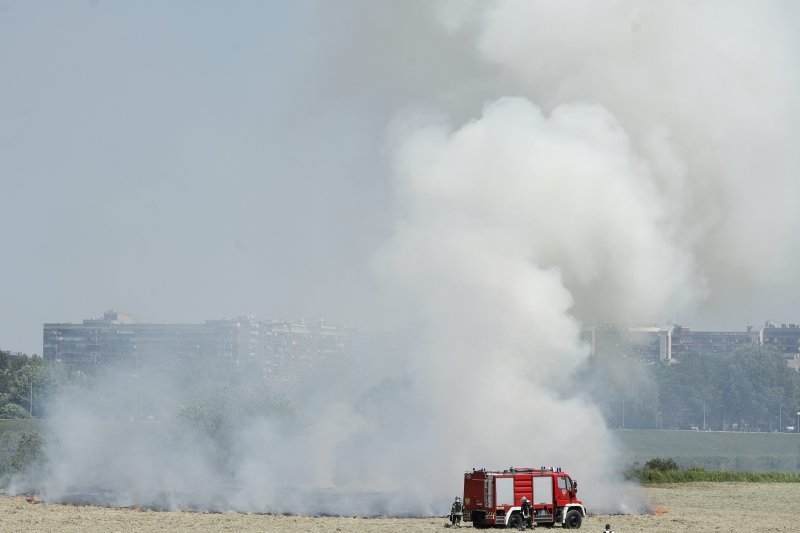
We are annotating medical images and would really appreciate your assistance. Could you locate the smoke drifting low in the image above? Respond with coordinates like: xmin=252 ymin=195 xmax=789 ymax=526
xmin=9 ymin=0 xmax=800 ymax=518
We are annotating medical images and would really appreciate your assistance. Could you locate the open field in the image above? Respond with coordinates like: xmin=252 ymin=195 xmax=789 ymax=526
xmin=1 ymin=483 xmax=798 ymax=532
xmin=613 ymin=428 xmax=800 ymax=471
xmin=2 ymin=423 xmax=797 ymax=530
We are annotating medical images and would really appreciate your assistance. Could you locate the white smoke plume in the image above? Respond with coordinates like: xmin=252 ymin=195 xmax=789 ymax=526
xmin=10 ymin=0 xmax=800 ymax=518
xmin=370 ymin=96 xmax=694 ymax=511
xmin=362 ymin=0 xmax=799 ymax=510
xmin=469 ymin=0 xmax=800 ymax=324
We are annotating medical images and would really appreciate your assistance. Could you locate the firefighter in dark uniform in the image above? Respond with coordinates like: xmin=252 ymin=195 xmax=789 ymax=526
xmin=520 ymin=496 xmax=533 ymax=530
xmin=450 ymin=496 xmax=463 ymax=526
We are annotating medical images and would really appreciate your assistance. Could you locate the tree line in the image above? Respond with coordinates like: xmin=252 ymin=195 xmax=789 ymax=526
xmin=4 ymin=345 xmax=800 ymax=433
xmin=0 ymin=352 xmax=51 ymax=418
xmin=581 ymin=346 xmax=800 ymax=432
xmin=0 ymin=349 xmax=283 ymax=421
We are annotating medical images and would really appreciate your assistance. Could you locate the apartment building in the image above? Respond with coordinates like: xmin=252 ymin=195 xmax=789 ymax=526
xmin=582 ymin=324 xmax=673 ymax=362
xmin=43 ymin=310 xmax=348 ymax=380
xmin=584 ymin=321 xmax=799 ymax=362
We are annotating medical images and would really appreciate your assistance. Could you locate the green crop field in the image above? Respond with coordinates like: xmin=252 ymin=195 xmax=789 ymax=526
xmin=613 ymin=428 xmax=800 ymax=471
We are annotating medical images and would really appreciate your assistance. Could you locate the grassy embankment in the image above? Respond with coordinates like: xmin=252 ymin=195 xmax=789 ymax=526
xmin=627 ymin=465 xmax=800 ymax=483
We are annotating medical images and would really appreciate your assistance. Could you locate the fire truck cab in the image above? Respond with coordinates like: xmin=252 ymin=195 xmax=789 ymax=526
xmin=463 ymin=467 xmax=585 ymax=529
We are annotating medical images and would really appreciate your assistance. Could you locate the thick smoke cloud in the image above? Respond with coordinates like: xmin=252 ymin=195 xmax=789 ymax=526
xmin=9 ymin=0 xmax=800 ymax=518
xmin=384 ymin=98 xmax=704 ymax=323
xmin=471 ymin=0 xmax=800 ymax=326
xmin=370 ymin=97 xmax=681 ymax=511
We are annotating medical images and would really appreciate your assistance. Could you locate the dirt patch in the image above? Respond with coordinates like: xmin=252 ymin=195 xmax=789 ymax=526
xmin=1 ymin=483 xmax=798 ymax=532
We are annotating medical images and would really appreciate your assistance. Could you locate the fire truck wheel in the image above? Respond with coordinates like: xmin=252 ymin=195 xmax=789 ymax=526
xmin=563 ymin=509 xmax=582 ymax=529
xmin=507 ymin=513 xmax=523 ymax=529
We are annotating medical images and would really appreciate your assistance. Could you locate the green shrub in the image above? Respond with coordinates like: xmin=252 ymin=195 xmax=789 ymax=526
xmin=644 ymin=457 xmax=679 ymax=471
xmin=4 ymin=431 xmax=46 ymax=474
xmin=625 ymin=460 xmax=800 ymax=484
xmin=0 ymin=403 xmax=30 ymax=419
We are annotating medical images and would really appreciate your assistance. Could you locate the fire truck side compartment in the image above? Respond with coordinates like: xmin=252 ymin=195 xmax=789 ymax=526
xmin=533 ymin=475 xmax=553 ymax=504
xmin=495 ymin=476 xmax=514 ymax=506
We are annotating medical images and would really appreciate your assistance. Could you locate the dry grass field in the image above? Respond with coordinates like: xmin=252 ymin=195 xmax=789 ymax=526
xmin=1 ymin=483 xmax=797 ymax=532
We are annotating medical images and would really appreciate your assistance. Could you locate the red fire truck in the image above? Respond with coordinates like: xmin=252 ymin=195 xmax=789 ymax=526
xmin=463 ymin=467 xmax=585 ymax=529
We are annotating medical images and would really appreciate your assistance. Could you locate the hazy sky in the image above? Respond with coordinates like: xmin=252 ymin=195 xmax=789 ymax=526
xmin=3 ymin=1 xmax=800 ymax=356
xmin=1 ymin=1 xmax=399 ymax=354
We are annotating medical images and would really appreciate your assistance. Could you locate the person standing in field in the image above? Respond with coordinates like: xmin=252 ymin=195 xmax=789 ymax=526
xmin=450 ymin=496 xmax=463 ymax=526
xmin=602 ymin=524 xmax=614 ymax=532
xmin=520 ymin=497 xmax=533 ymax=530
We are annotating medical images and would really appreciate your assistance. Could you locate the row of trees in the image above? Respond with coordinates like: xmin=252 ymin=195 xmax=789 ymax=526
xmin=5 ymin=345 xmax=800 ymax=432
xmin=582 ymin=346 xmax=800 ymax=432
xmin=0 ymin=352 xmax=43 ymax=418
xmin=0 ymin=352 xmax=78 ymax=418
xmin=0 ymin=349 xmax=283 ymax=421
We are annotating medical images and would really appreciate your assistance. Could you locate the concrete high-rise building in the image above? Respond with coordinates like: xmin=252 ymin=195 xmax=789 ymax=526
xmin=669 ymin=325 xmax=756 ymax=359
xmin=583 ymin=321 xmax=798 ymax=363
xmin=582 ymin=324 xmax=673 ymax=362
xmin=759 ymin=322 xmax=800 ymax=357
xmin=43 ymin=310 xmax=260 ymax=368
xmin=260 ymin=318 xmax=348 ymax=383
xmin=43 ymin=310 xmax=349 ymax=381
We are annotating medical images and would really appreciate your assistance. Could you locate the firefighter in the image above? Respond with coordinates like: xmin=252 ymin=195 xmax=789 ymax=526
xmin=520 ymin=496 xmax=533 ymax=530
xmin=450 ymin=496 xmax=463 ymax=526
